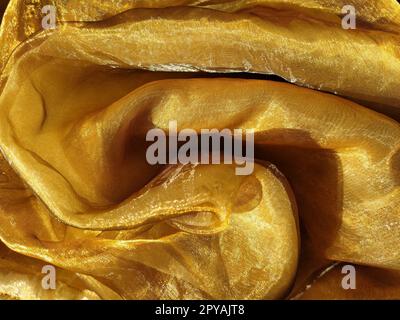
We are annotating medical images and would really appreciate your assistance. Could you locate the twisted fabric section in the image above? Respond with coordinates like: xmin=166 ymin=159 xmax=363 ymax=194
xmin=0 ymin=0 xmax=399 ymax=299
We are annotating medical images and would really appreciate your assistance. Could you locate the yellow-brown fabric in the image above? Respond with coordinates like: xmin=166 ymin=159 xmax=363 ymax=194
xmin=0 ymin=0 xmax=399 ymax=299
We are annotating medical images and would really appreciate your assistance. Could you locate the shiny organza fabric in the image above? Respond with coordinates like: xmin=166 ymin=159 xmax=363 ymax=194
xmin=0 ymin=0 xmax=399 ymax=299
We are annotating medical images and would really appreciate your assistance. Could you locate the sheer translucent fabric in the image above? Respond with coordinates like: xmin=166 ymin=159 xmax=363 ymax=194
xmin=0 ymin=0 xmax=399 ymax=299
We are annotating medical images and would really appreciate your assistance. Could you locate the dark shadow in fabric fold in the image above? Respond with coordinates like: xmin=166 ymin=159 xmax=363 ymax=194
xmin=255 ymin=128 xmax=343 ymax=275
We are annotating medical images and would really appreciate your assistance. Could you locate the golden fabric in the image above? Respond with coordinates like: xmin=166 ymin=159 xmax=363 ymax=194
xmin=296 ymin=264 xmax=400 ymax=300
xmin=0 ymin=0 xmax=399 ymax=299
xmin=2 ymin=1 xmax=400 ymax=119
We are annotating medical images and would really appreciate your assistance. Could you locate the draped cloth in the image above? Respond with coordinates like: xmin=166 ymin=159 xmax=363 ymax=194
xmin=0 ymin=0 xmax=399 ymax=299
